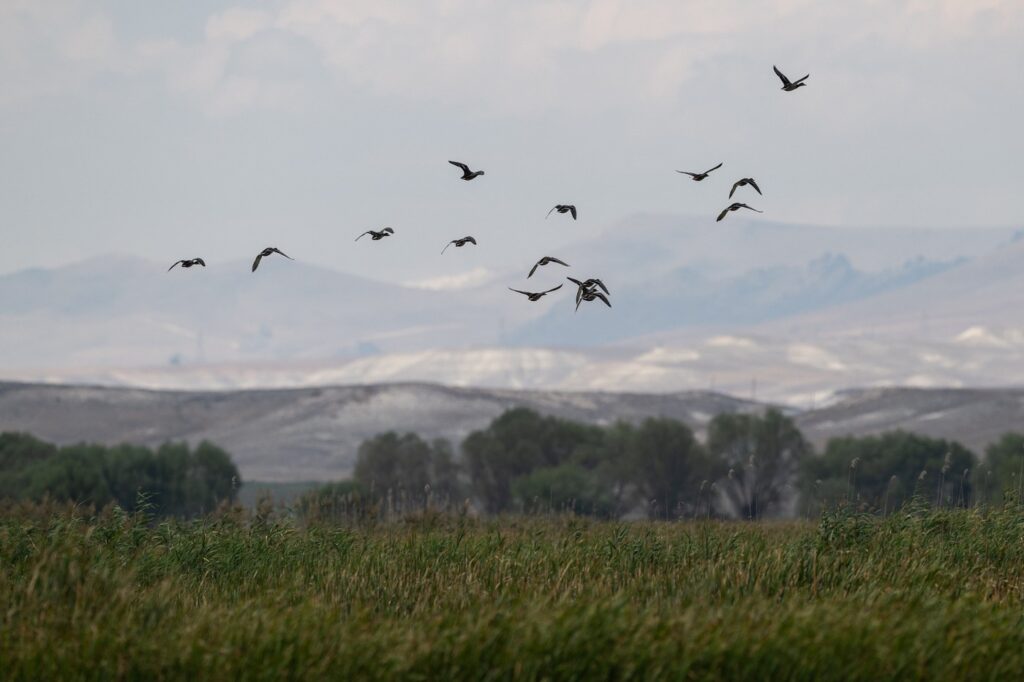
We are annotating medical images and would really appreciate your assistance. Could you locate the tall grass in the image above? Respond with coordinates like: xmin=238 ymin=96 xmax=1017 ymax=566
xmin=2 ymin=503 xmax=1024 ymax=680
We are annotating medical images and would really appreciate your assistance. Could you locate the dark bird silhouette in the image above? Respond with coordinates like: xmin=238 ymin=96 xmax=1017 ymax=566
xmin=355 ymin=227 xmax=395 ymax=242
xmin=546 ymin=204 xmax=577 ymax=220
xmin=251 ymin=247 xmax=293 ymax=272
xmin=508 ymin=284 xmax=563 ymax=301
xmin=167 ymin=258 xmax=206 ymax=271
xmin=773 ymin=65 xmax=809 ymax=91
xmin=716 ymin=203 xmax=763 ymax=222
xmin=448 ymin=160 xmax=485 ymax=180
xmin=576 ymin=289 xmax=611 ymax=312
xmin=676 ymin=163 xmax=723 ymax=181
xmin=729 ymin=178 xmax=762 ymax=198
xmin=528 ymin=256 xmax=570 ymax=278
xmin=567 ymin=277 xmax=610 ymax=305
xmin=442 ymin=236 xmax=477 ymax=254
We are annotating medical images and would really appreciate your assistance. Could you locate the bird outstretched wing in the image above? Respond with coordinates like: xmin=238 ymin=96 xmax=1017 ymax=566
xmin=270 ymin=247 xmax=293 ymax=259
xmin=442 ymin=241 xmax=454 ymax=254
xmin=546 ymin=206 xmax=557 ymax=219
xmin=739 ymin=204 xmax=763 ymax=213
xmin=167 ymin=260 xmax=185 ymax=271
xmin=590 ymin=279 xmax=609 ymax=295
xmin=567 ymin=277 xmax=585 ymax=303
xmin=773 ymin=65 xmax=791 ymax=86
xmin=591 ymin=292 xmax=611 ymax=307
xmin=194 ymin=258 xmax=206 ymax=267
xmin=748 ymin=179 xmax=762 ymax=195
xmin=676 ymin=171 xmax=698 ymax=178
xmin=251 ymin=254 xmax=263 ymax=271
xmin=716 ymin=207 xmax=731 ymax=222
xmin=546 ymin=257 xmax=570 ymax=267
xmin=464 ymin=236 xmax=476 ymax=245
xmin=542 ymin=284 xmax=564 ymax=295
xmin=528 ymin=261 xmax=541 ymax=278
xmin=508 ymin=287 xmax=531 ymax=297
xmin=704 ymin=163 xmax=723 ymax=175
xmin=729 ymin=181 xmax=741 ymax=198
xmin=568 ymin=206 xmax=577 ymax=220
xmin=449 ymin=160 xmax=470 ymax=174
xmin=355 ymin=231 xmax=372 ymax=241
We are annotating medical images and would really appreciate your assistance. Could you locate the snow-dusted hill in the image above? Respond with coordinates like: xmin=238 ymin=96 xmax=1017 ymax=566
xmin=0 ymin=381 xmax=763 ymax=481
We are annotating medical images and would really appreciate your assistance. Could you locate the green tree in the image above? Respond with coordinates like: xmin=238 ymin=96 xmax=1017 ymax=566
xmin=511 ymin=464 xmax=614 ymax=517
xmin=0 ymin=431 xmax=57 ymax=470
xmin=708 ymin=409 xmax=810 ymax=519
xmin=802 ymin=431 xmax=976 ymax=513
xmin=627 ymin=418 xmax=721 ymax=519
xmin=353 ymin=432 xmax=461 ymax=507
xmin=19 ymin=444 xmax=112 ymax=507
xmin=982 ymin=433 xmax=1024 ymax=505
xmin=462 ymin=408 xmax=604 ymax=514
xmin=0 ymin=432 xmax=58 ymax=497
xmin=188 ymin=441 xmax=241 ymax=513
xmin=5 ymin=436 xmax=240 ymax=517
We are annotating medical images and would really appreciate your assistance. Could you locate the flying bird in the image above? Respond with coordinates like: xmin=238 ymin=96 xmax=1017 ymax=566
xmin=773 ymin=65 xmax=809 ymax=91
xmin=508 ymin=284 xmax=563 ymax=301
xmin=442 ymin=236 xmax=477 ymax=254
xmin=576 ymin=289 xmax=611 ymax=312
xmin=546 ymin=205 xmax=577 ymax=220
xmin=448 ymin=160 xmax=485 ymax=180
xmin=167 ymin=258 xmax=206 ymax=271
xmin=251 ymin=247 xmax=293 ymax=272
xmin=676 ymin=163 xmax=723 ymax=181
xmin=528 ymin=256 xmax=570 ymax=279
xmin=355 ymin=227 xmax=395 ymax=242
xmin=567 ymin=277 xmax=610 ymax=305
xmin=729 ymin=178 xmax=762 ymax=198
xmin=716 ymin=203 xmax=763 ymax=222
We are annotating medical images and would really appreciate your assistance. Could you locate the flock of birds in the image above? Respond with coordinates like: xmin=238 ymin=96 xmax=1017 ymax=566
xmin=169 ymin=65 xmax=810 ymax=312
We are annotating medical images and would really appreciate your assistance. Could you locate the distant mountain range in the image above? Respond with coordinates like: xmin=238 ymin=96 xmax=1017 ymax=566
xmin=507 ymin=252 xmax=961 ymax=345
xmin=2 ymin=215 xmax=1022 ymax=402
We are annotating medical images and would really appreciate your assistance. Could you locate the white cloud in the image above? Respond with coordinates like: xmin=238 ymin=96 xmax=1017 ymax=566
xmin=5 ymin=0 xmax=1024 ymax=117
xmin=0 ymin=1 xmax=123 ymax=106
xmin=205 ymin=8 xmax=275 ymax=43
xmin=405 ymin=267 xmax=494 ymax=291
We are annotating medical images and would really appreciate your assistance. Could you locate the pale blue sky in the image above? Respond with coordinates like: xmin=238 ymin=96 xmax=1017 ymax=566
xmin=2 ymin=0 xmax=1022 ymax=281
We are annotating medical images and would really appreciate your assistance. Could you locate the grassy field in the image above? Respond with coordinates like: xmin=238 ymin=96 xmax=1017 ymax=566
xmin=2 ymin=504 xmax=1024 ymax=680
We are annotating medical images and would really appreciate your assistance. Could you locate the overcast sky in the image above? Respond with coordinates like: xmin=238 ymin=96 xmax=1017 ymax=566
xmin=2 ymin=0 xmax=1022 ymax=281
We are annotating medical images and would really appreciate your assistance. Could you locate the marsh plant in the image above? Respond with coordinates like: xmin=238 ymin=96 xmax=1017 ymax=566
xmin=3 ymin=502 xmax=1024 ymax=680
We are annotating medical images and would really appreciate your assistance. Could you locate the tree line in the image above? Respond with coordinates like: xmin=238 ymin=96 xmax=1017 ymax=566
xmin=304 ymin=408 xmax=1024 ymax=520
xmin=0 ymin=432 xmax=240 ymax=517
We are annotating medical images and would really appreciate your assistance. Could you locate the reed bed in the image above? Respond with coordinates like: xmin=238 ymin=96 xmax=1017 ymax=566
xmin=2 ymin=504 xmax=1024 ymax=680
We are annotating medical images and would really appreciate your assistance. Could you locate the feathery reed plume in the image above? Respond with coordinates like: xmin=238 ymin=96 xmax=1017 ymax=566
xmin=957 ymin=469 xmax=969 ymax=508
xmin=938 ymin=452 xmax=952 ymax=507
xmin=883 ymin=475 xmax=898 ymax=516
xmin=848 ymin=457 xmax=860 ymax=502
